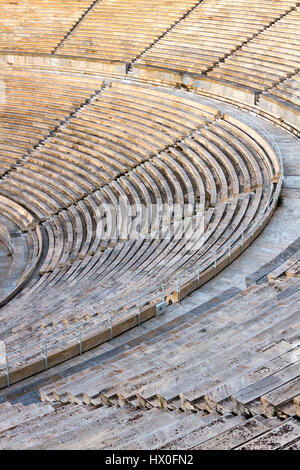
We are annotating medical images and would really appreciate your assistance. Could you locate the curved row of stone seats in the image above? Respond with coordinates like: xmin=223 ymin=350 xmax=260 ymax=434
xmin=257 ymin=71 xmax=300 ymax=135
xmin=0 ymin=198 xmax=42 ymax=306
xmin=55 ymin=0 xmax=199 ymax=61
xmin=136 ymin=0 xmax=297 ymax=76
xmin=245 ymin=237 xmax=300 ymax=286
xmin=0 ymin=218 xmax=16 ymax=302
xmin=208 ymin=6 xmax=300 ymax=92
xmin=0 ymin=220 xmax=12 ymax=255
xmin=0 ymin=0 xmax=93 ymax=54
xmin=0 ymin=109 xmax=281 ymax=364
xmin=0 ymin=277 xmax=297 ymax=449
xmin=0 ymin=82 xmax=219 ymax=219
xmin=0 ymin=70 xmax=103 ymax=176
xmin=80 ymin=119 xmax=275 ymax=295
xmin=0 ymin=132 xmax=276 ymax=328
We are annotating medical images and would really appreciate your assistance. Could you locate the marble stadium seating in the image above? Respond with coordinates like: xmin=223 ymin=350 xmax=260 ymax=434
xmin=0 ymin=0 xmax=299 ymax=450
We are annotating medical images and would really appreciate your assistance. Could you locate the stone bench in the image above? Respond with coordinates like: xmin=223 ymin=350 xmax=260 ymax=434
xmin=0 ymin=0 xmax=93 ymax=53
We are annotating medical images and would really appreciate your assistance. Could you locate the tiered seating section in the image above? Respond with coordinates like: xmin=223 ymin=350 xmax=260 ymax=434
xmin=266 ymin=72 xmax=300 ymax=108
xmin=136 ymin=0 xmax=298 ymax=75
xmin=55 ymin=0 xmax=199 ymax=61
xmin=0 ymin=70 xmax=103 ymax=177
xmin=0 ymin=0 xmax=299 ymax=451
xmin=0 ymin=82 xmax=217 ymax=217
xmin=0 ymin=0 xmax=93 ymax=53
xmin=0 ymin=273 xmax=299 ymax=449
xmin=0 ymin=83 xmax=282 ymax=365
